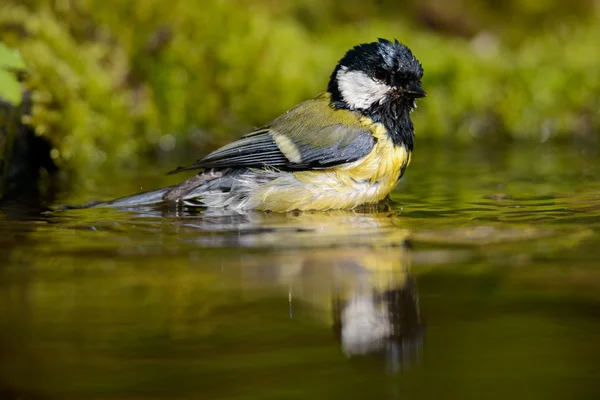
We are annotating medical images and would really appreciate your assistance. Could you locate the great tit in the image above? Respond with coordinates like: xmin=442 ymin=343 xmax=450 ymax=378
xmin=104 ymin=39 xmax=425 ymax=212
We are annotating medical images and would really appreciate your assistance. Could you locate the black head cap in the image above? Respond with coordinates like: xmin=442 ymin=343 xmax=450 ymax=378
xmin=328 ymin=39 xmax=425 ymax=107
xmin=328 ymin=39 xmax=425 ymax=150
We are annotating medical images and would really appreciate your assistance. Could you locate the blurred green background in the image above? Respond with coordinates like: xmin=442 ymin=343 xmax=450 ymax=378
xmin=1 ymin=0 xmax=599 ymax=187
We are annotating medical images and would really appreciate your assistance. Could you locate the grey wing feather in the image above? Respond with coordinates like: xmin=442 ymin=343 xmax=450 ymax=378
xmin=167 ymin=130 xmax=289 ymax=174
xmin=168 ymin=117 xmax=376 ymax=174
xmin=293 ymin=125 xmax=376 ymax=168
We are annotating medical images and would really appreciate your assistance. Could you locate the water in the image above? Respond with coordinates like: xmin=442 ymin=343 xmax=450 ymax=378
xmin=1 ymin=141 xmax=599 ymax=399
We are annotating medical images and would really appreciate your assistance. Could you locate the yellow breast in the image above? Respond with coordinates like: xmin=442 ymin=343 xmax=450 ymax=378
xmin=254 ymin=120 xmax=411 ymax=212
xmin=336 ymin=121 xmax=410 ymax=196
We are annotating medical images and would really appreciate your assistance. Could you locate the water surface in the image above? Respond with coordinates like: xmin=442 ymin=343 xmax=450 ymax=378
xmin=1 ymin=142 xmax=599 ymax=399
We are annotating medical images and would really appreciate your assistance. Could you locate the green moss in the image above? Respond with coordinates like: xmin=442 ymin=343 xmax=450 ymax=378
xmin=0 ymin=43 xmax=26 ymax=106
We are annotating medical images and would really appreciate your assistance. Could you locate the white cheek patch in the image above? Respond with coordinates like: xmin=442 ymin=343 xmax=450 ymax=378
xmin=336 ymin=66 xmax=392 ymax=110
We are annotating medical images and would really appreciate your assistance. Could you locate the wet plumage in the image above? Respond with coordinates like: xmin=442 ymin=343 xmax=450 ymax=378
xmin=102 ymin=39 xmax=425 ymax=212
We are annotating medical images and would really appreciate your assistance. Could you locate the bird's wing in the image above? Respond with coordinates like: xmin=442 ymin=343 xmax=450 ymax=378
xmin=168 ymin=93 xmax=376 ymax=174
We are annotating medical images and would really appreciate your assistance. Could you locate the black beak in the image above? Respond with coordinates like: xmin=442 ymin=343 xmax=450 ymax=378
xmin=406 ymin=83 xmax=427 ymax=98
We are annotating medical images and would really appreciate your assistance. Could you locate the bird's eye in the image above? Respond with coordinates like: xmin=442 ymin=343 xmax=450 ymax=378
xmin=374 ymin=69 xmax=386 ymax=81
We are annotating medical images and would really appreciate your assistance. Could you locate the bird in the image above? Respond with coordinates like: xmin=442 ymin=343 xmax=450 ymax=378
xmin=101 ymin=39 xmax=425 ymax=213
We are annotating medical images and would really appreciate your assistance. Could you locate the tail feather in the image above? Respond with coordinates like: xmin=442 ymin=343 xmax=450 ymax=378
xmin=56 ymin=169 xmax=248 ymax=210
xmin=52 ymin=185 xmax=176 ymax=210
xmin=93 ymin=186 xmax=176 ymax=208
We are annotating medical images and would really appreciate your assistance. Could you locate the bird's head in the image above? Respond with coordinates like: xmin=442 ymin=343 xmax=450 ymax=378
xmin=328 ymin=39 xmax=425 ymax=114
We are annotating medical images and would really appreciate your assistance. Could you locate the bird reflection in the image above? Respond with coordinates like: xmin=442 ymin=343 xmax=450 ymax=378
xmin=228 ymin=210 xmax=424 ymax=372
xmin=179 ymin=207 xmax=426 ymax=371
